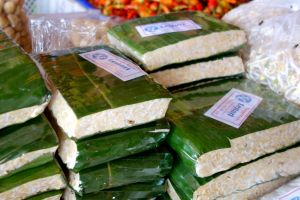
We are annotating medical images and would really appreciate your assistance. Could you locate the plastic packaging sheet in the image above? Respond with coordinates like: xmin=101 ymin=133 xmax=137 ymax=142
xmin=223 ymin=0 xmax=300 ymax=105
xmin=0 ymin=0 xmax=31 ymax=51
xmin=29 ymin=11 xmax=121 ymax=54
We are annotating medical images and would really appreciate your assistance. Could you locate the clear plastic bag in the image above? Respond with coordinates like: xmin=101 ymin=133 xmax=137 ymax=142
xmin=29 ymin=11 xmax=121 ymax=54
xmin=223 ymin=0 xmax=300 ymax=105
xmin=0 ymin=0 xmax=31 ymax=52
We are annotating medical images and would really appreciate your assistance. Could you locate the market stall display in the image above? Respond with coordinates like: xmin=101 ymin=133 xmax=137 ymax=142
xmin=0 ymin=0 xmax=32 ymax=51
xmin=0 ymin=30 xmax=50 ymax=130
xmin=167 ymin=77 xmax=300 ymax=177
xmin=108 ymin=11 xmax=246 ymax=72
xmin=0 ymin=158 xmax=66 ymax=200
xmin=36 ymin=45 xmax=171 ymax=139
xmin=64 ymin=179 xmax=167 ymax=200
xmin=0 ymin=115 xmax=58 ymax=178
xmin=223 ymin=0 xmax=300 ymax=105
xmin=168 ymin=144 xmax=300 ymax=200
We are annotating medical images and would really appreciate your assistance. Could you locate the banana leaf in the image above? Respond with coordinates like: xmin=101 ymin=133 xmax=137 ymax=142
xmin=26 ymin=190 xmax=63 ymax=200
xmin=0 ymin=158 xmax=66 ymax=200
xmin=57 ymin=119 xmax=170 ymax=172
xmin=156 ymin=193 xmax=171 ymax=200
xmin=167 ymin=77 xmax=300 ymax=177
xmin=66 ymin=179 xmax=167 ymax=200
xmin=169 ymin=144 xmax=300 ymax=200
xmin=0 ymin=115 xmax=58 ymax=178
xmin=150 ymin=53 xmax=244 ymax=88
xmin=0 ymin=30 xmax=51 ymax=130
xmin=36 ymin=45 xmax=171 ymax=140
xmin=70 ymin=148 xmax=173 ymax=195
xmin=108 ymin=11 xmax=246 ymax=71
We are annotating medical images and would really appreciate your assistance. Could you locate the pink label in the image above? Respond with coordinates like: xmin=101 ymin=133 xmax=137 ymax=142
xmin=80 ymin=49 xmax=146 ymax=81
xmin=204 ymin=88 xmax=262 ymax=128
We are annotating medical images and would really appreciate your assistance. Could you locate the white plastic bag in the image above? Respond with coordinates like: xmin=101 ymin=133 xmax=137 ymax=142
xmin=223 ymin=0 xmax=300 ymax=105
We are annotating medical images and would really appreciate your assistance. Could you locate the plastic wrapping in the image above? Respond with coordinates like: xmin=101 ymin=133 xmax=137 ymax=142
xmin=70 ymin=149 xmax=173 ymax=195
xmin=223 ymin=0 xmax=300 ymax=105
xmin=29 ymin=11 xmax=121 ymax=54
xmin=261 ymin=176 xmax=300 ymax=200
xmin=167 ymin=77 xmax=300 ymax=177
xmin=0 ymin=30 xmax=51 ymax=130
xmin=0 ymin=0 xmax=31 ymax=51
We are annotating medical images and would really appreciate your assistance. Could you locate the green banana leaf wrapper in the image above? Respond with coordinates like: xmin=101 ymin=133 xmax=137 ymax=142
xmin=0 ymin=158 xmax=66 ymax=199
xmin=108 ymin=11 xmax=246 ymax=71
xmin=70 ymin=148 xmax=173 ymax=195
xmin=169 ymin=143 xmax=300 ymax=200
xmin=37 ymin=45 xmax=171 ymax=140
xmin=0 ymin=115 xmax=58 ymax=179
xmin=0 ymin=31 xmax=51 ymax=130
xmin=57 ymin=118 xmax=170 ymax=172
xmin=65 ymin=179 xmax=167 ymax=200
xmin=167 ymin=77 xmax=300 ymax=177
xmin=26 ymin=190 xmax=63 ymax=200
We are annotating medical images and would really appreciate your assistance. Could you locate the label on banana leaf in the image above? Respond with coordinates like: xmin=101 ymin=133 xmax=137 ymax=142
xmin=279 ymin=188 xmax=300 ymax=200
xmin=80 ymin=49 xmax=146 ymax=81
xmin=204 ymin=89 xmax=262 ymax=128
xmin=136 ymin=20 xmax=202 ymax=37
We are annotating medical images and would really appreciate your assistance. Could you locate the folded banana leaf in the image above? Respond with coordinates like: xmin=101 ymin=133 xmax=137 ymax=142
xmin=108 ymin=11 xmax=246 ymax=71
xmin=0 ymin=115 xmax=58 ymax=178
xmin=65 ymin=179 xmax=167 ymax=200
xmin=150 ymin=54 xmax=244 ymax=88
xmin=26 ymin=190 xmax=63 ymax=200
xmin=0 ymin=158 xmax=66 ymax=200
xmin=58 ymin=119 xmax=170 ymax=172
xmin=36 ymin=45 xmax=171 ymax=140
xmin=0 ymin=31 xmax=51 ymax=130
xmin=69 ymin=148 xmax=173 ymax=195
xmin=169 ymin=145 xmax=300 ymax=200
xmin=167 ymin=77 xmax=300 ymax=177
xmin=157 ymin=193 xmax=171 ymax=200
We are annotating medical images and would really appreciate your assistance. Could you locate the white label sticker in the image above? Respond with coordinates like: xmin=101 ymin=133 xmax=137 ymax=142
xmin=204 ymin=89 xmax=262 ymax=128
xmin=279 ymin=188 xmax=300 ymax=200
xmin=80 ymin=49 xmax=146 ymax=81
xmin=136 ymin=20 xmax=201 ymax=37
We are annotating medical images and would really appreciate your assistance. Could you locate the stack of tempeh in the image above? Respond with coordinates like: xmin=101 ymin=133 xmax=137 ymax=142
xmin=36 ymin=45 xmax=173 ymax=199
xmin=0 ymin=30 xmax=66 ymax=200
xmin=108 ymin=11 xmax=247 ymax=88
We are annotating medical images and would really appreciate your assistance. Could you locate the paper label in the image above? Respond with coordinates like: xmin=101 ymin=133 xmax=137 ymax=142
xmin=279 ymin=188 xmax=300 ymax=200
xmin=204 ymin=89 xmax=262 ymax=128
xmin=136 ymin=20 xmax=202 ymax=37
xmin=80 ymin=49 xmax=146 ymax=81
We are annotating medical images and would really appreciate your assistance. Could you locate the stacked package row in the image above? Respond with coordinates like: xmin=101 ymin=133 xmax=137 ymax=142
xmin=35 ymin=45 xmax=174 ymax=199
xmin=0 ymin=30 xmax=66 ymax=199
xmin=108 ymin=11 xmax=300 ymax=199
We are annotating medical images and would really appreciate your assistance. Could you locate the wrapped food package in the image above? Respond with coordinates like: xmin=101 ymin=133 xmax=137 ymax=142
xmin=108 ymin=11 xmax=247 ymax=72
xmin=0 ymin=115 xmax=58 ymax=179
xmin=56 ymin=119 xmax=170 ymax=171
xmin=69 ymin=149 xmax=173 ymax=195
xmin=0 ymin=158 xmax=66 ymax=200
xmin=223 ymin=0 xmax=300 ymax=105
xmin=30 ymin=11 xmax=120 ymax=54
xmin=26 ymin=190 xmax=63 ymax=200
xmin=167 ymin=77 xmax=300 ymax=177
xmin=64 ymin=179 xmax=167 ymax=200
xmin=168 ymin=144 xmax=300 ymax=200
xmin=261 ymin=176 xmax=300 ymax=200
xmin=36 ymin=46 xmax=171 ymax=140
xmin=0 ymin=31 xmax=50 ymax=130
xmin=150 ymin=54 xmax=245 ymax=88
xmin=0 ymin=0 xmax=31 ymax=52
